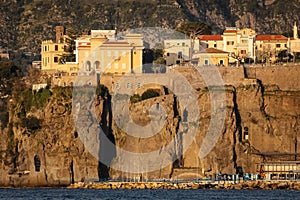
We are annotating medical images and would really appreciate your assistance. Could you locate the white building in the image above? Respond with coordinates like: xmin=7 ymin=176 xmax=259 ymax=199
xmin=163 ymin=39 xmax=200 ymax=66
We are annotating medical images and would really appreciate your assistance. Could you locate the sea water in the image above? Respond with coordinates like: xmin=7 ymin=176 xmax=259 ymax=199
xmin=0 ymin=188 xmax=299 ymax=200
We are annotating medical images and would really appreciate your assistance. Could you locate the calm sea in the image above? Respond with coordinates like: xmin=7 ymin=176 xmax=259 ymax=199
xmin=0 ymin=188 xmax=299 ymax=200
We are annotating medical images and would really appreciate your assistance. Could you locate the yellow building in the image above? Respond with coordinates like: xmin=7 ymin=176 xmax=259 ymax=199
xmin=41 ymin=27 xmax=144 ymax=86
xmin=198 ymin=35 xmax=223 ymax=50
xmin=255 ymin=35 xmax=288 ymax=63
xmin=197 ymin=48 xmax=229 ymax=66
xmin=199 ymin=27 xmax=256 ymax=63
xmin=99 ymin=35 xmax=143 ymax=74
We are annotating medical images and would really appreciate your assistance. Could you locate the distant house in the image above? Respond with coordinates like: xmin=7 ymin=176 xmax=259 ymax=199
xmin=255 ymin=34 xmax=288 ymax=63
xmin=198 ymin=27 xmax=256 ymax=63
xmin=163 ymin=39 xmax=200 ymax=65
xmin=198 ymin=35 xmax=223 ymax=49
xmin=197 ymin=48 xmax=229 ymax=66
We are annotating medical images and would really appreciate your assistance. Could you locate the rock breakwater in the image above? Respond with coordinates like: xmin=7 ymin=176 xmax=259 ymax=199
xmin=68 ymin=181 xmax=300 ymax=190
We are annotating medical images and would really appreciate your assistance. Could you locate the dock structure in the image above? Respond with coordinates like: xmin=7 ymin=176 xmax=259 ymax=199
xmin=257 ymin=161 xmax=300 ymax=181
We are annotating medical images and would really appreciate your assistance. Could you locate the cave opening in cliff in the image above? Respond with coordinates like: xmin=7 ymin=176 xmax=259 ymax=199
xmin=34 ymin=155 xmax=41 ymax=172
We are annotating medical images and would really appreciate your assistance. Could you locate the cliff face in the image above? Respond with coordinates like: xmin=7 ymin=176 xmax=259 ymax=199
xmin=0 ymin=66 xmax=299 ymax=186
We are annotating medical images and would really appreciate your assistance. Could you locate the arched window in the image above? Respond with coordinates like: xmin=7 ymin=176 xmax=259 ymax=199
xmin=34 ymin=155 xmax=41 ymax=172
xmin=85 ymin=61 xmax=91 ymax=71
xmin=94 ymin=61 xmax=100 ymax=70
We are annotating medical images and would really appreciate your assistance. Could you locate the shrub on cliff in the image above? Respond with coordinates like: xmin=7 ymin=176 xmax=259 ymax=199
xmin=129 ymin=89 xmax=160 ymax=103
xmin=141 ymin=89 xmax=160 ymax=101
xmin=21 ymin=115 xmax=41 ymax=131
xmin=33 ymin=88 xmax=52 ymax=108
xmin=130 ymin=94 xmax=141 ymax=103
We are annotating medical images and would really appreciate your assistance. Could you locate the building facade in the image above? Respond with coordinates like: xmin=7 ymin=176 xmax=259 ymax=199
xmin=197 ymin=26 xmax=300 ymax=64
xmin=163 ymin=39 xmax=200 ymax=66
xmin=197 ymin=48 xmax=229 ymax=66
xmin=41 ymin=27 xmax=144 ymax=87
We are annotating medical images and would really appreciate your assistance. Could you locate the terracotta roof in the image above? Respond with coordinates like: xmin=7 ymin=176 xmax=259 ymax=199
xmin=102 ymin=41 xmax=130 ymax=45
xmin=224 ymin=29 xmax=238 ymax=33
xmin=78 ymin=42 xmax=91 ymax=46
xmin=256 ymin=35 xmax=288 ymax=41
xmin=198 ymin=48 xmax=228 ymax=54
xmin=198 ymin=35 xmax=223 ymax=41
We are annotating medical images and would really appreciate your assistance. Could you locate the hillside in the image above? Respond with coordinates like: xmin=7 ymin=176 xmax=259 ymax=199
xmin=0 ymin=0 xmax=300 ymax=60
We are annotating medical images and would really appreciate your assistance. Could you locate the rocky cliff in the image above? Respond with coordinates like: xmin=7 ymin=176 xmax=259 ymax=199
xmin=0 ymin=65 xmax=299 ymax=186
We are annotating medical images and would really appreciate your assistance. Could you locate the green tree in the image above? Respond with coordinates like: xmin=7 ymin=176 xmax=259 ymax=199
xmin=177 ymin=22 xmax=211 ymax=60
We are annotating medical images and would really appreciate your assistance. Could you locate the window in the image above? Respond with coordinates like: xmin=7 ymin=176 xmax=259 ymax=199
xmin=182 ymin=42 xmax=185 ymax=46
xmin=114 ymin=63 xmax=119 ymax=69
xmin=219 ymin=60 xmax=224 ymax=66
xmin=94 ymin=61 xmax=100 ymax=70
xmin=178 ymin=51 xmax=182 ymax=59
xmin=242 ymin=40 xmax=248 ymax=44
xmin=115 ymin=82 xmax=120 ymax=89
xmin=107 ymin=51 xmax=111 ymax=57
xmin=127 ymin=83 xmax=131 ymax=89
xmin=122 ymin=63 xmax=126 ymax=69
xmin=166 ymin=53 xmax=170 ymax=56
xmin=214 ymin=43 xmax=217 ymax=48
xmin=137 ymin=83 xmax=141 ymax=89
xmin=276 ymin=44 xmax=281 ymax=48
xmin=227 ymin=41 xmax=234 ymax=45
xmin=114 ymin=51 xmax=119 ymax=58
xmin=85 ymin=61 xmax=91 ymax=71
xmin=241 ymin=50 xmax=246 ymax=54
xmin=44 ymin=46 xmax=47 ymax=52
xmin=54 ymin=57 xmax=58 ymax=63
xmin=55 ymin=45 xmax=58 ymax=51
xmin=284 ymin=44 xmax=287 ymax=48
xmin=204 ymin=59 xmax=209 ymax=65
